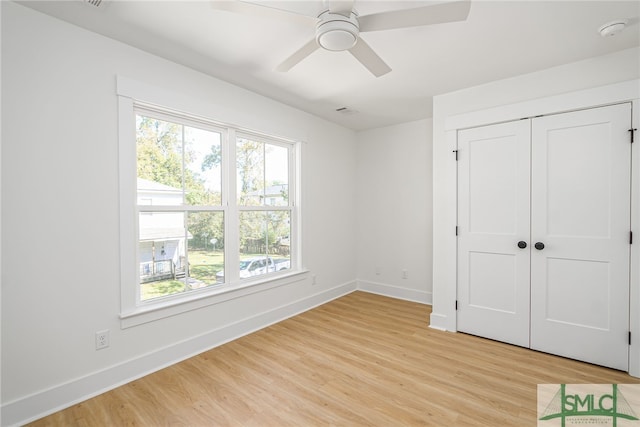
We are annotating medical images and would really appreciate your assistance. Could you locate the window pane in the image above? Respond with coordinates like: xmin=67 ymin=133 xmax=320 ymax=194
xmin=237 ymin=138 xmax=290 ymax=207
xmin=139 ymin=211 xmax=224 ymax=300
xmin=237 ymin=138 xmax=265 ymax=206
xmin=184 ymin=126 xmax=222 ymax=206
xmin=139 ymin=212 xmax=188 ymax=301
xmin=187 ymin=211 xmax=225 ymax=286
xmin=268 ymin=210 xmax=291 ymax=263
xmin=239 ymin=211 xmax=290 ymax=280
xmin=136 ymin=115 xmax=184 ymax=200
xmin=265 ymin=144 xmax=289 ymax=206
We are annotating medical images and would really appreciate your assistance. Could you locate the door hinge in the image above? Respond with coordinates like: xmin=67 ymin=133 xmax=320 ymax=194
xmin=630 ymin=128 xmax=637 ymax=143
xmin=455 ymin=300 xmax=458 ymax=311
xmin=455 ymin=226 xmax=458 ymax=236
xmin=629 ymin=331 xmax=632 ymax=345
xmin=631 ymin=231 xmax=633 ymax=245
xmin=453 ymin=150 xmax=458 ymax=161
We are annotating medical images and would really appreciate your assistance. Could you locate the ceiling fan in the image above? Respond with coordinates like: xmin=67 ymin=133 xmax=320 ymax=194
xmin=211 ymin=0 xmax=471 ymax=77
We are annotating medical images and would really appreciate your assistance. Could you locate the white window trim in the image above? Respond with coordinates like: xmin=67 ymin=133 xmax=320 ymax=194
xmin=117 ymin=78 xmax=304 ymax=329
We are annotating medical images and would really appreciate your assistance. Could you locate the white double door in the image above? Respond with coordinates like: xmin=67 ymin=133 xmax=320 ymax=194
xmin=457 ymin=103 xmax=632 ymax=371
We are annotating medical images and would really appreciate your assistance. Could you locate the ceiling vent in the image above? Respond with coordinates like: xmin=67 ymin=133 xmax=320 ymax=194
xmin=336 ymin=107 xmax=358 ymax=115
xmin=83 ymin=0 xmax=104 ymax=8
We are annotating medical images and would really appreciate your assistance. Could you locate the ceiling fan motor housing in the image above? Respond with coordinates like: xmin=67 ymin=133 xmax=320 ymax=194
xmin=316 ymin=11 xmax=360 ymax=51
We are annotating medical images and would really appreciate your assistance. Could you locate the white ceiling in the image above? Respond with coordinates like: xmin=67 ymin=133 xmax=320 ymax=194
xmin=19 ymin=0 xmax=640 ymax=130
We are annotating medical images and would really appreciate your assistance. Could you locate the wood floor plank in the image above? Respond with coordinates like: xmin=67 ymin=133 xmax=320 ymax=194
xmin=28 ymin=291 xmax=640 ymax=426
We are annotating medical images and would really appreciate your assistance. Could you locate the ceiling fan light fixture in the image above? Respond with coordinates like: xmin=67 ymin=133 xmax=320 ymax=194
xmin=316 ymin=11 xmax=359 ymax=51
xmin=318 ymin=28 xmax=357 ymax=51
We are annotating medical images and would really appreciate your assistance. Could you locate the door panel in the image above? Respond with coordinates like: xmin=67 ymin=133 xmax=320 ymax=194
xmin=530 ymin=103 xmax=631 ymax=370
xmin=468 ymin=252 xmax=517 ymax=313
xmin=545 ymin=121 xmax=613 ymax=238
xmin=545 ymin=258 xmax=610 ymax=330
xmin=457 ymin=120 xmax=531 ymax=347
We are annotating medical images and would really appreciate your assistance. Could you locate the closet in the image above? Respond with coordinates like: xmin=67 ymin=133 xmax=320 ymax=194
xmin=456 ymin=103 xmax=632 ymax=370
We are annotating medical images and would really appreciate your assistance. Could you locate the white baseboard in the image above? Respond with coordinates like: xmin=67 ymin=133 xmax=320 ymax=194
xmin=428 ymin=312 xmax=449 ymax=331
xmin=357 ymin=279 xmax=432 ymax=305
xmin=2 ymin=281 xmax=357 ymax=427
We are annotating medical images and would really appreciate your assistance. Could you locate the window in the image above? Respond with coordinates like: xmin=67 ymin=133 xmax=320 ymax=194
xmin=119 ymin=98 xmax=300 ymax=323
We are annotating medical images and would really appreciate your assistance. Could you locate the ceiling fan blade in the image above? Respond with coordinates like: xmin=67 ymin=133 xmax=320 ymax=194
xmin=210 ymin=1 xmax=317 ymax=26
xmin=276 ymin=38 xmax=320 ymax=72
xmin=348 ymin=38 xmax=391 ymax=77
xmin=359 ymin=0 xmax=471 ymax=32
xmin=328 ymin=0 xmax=355 ymax=17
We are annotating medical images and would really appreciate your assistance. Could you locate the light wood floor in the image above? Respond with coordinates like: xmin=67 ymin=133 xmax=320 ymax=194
xmin=29 ymin=291 xmax=640 ymax=426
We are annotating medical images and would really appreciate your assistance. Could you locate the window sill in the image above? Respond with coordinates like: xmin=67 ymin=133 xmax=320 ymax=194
xmin=120 ymin=269 xmax=309 ymax=329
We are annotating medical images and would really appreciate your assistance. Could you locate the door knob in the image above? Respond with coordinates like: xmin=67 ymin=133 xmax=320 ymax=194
xmin=535 ymin=242 xmax=545 ymax=250
xmin=517 ymin=241 xmax=527 ymax=249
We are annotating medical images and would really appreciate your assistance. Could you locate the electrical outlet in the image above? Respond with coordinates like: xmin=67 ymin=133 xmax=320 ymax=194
xmin=402 ymin=269 xmax=408 ymax=279
xmin=96 ymin=330 xmax=110 ymax=350
xmin=375 ymin=267 xmax=381 ymax=275
xmin=311 ymin=275 xmax=317 ymax=285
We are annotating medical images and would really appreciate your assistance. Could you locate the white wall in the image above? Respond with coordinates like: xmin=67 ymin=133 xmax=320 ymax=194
xmin=431 ymin=47 xmax=640 ymax=331
xmin=1 ymin=3 xmax=357 ymax=425
xmin=356 ymin=120 xmax=433 ymax=304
